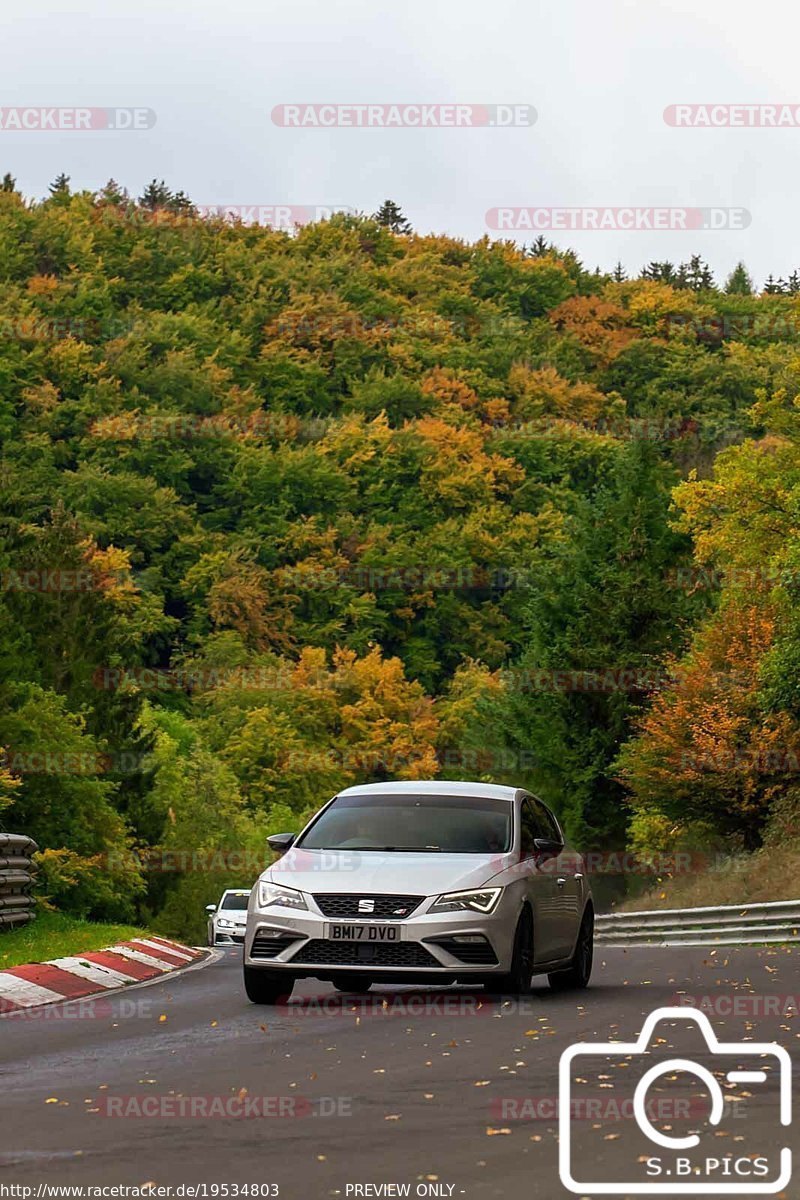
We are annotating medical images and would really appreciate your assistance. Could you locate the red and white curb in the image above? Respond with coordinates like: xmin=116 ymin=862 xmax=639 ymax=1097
xmin=0 ymin=936 xmax=207 ymax=1013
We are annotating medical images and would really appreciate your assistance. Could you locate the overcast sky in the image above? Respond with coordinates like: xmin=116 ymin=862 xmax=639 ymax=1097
xmin=2 ymin=0 xmax=798 ymax=286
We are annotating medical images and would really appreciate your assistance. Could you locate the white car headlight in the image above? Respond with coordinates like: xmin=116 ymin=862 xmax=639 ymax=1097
xmin=430 ymin=888 xmax=502 ymax=914
xmin=216 ymin=917 xmax=234 ymax=927
xmin=257 ymin=879 xmax=307 ymax=911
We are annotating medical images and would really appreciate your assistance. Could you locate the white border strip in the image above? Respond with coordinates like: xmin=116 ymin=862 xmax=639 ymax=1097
xmin=131 ymin=938 xmax=194 ymax=961
xmin=48 ymin=956 xmax=138 ymax=987
xmin=0 ymin=974 xmax=66 ymax=1007
xmin=105 ymin=944 xmax=177 ymax=970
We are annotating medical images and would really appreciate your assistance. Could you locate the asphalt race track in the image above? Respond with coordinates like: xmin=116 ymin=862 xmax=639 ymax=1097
xmin=1 ymin=945 xmax=798 ymax=1197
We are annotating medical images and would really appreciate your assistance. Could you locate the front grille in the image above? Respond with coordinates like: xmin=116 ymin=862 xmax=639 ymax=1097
xmin=426 ymin=937 xmax=498 ymax=965
xmin=290 ymin=939 xmax=440 ymax=968
xmin=250 ymin=931 xmax=304 ymax=960
xmin=313 ymin=894 xmax=423 ymax=920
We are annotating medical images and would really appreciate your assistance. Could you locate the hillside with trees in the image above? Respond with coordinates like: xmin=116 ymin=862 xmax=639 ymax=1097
xmin=2 ymin=177 xmax=800 ymax=935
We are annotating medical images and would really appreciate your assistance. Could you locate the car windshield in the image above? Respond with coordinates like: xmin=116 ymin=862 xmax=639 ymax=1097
xmin=220 ymin=891 xmax=251 ymax=910
xmin=297 ymin=794 xmax=512 ymax=853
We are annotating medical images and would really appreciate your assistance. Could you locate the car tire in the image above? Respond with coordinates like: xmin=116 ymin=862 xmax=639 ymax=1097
xmin=243 ymin=965 xmax=294 ymax=1005
xmin=548 ymin=907 xmax=594 ymax=991
xmin=330 ymin=974 xmax=373 ymax=994
xmin=483 ymin=906 xmax=533 ymax=996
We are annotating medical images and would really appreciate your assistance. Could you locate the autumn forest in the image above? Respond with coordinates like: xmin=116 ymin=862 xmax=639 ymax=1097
xmin=2 ymin=179 xmax=800 ymax=936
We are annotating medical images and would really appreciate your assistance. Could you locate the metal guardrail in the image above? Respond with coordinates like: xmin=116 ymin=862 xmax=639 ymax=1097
xmin=0 ymin=834 xmax=38 ymax=931
xmin=596 ymin=898 xmax=800 ymax=947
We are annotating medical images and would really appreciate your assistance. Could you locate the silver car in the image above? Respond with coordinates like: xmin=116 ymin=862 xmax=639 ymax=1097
xmin=206 ymin=888 xmax=251 ymax=945
xmin=243 ymin=782 xmax=593 ymax=1004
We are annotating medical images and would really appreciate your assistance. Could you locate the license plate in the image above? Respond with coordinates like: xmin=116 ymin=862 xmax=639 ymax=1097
xmin=325 ymin=923 xmax=402 ymax=942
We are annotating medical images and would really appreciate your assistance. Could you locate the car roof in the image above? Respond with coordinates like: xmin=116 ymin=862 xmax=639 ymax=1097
xmin=220 ymin=888 xmax=250 ymax=899
xmin=335 ymin=780 xmax=519 ymax=802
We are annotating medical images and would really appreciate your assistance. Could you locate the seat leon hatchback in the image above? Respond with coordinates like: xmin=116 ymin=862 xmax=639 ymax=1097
xmin=243 ymin=781 xmax=593 ymax=1004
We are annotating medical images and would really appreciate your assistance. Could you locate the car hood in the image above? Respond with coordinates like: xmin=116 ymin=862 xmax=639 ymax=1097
xmin=217 ymin=909 xmax=248 ymax=919
xmin=266 ymin=847 xmax=514 ymax=896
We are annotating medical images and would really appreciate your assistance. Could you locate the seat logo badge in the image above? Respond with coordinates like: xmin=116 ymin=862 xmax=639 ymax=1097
xmin=358 ymin=899 xmax=375 ymax=913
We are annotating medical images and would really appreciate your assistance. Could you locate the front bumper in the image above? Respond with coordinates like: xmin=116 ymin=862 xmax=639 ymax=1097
xmin=244 ymin=892 xmax=520 ymax=978
xmin=214 ymin=925 xmax=246 ymax=945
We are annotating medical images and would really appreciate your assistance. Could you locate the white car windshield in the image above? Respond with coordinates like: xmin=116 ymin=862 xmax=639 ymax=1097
xmin=220 ymin=891 xmax=250 ymax=910
xmin=297 ymin=794 xmax=512 ymax=853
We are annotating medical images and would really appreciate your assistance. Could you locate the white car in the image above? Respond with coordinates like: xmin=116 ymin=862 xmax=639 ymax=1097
xmin=243 ymin=781 xmax=593 ymax=1004
xmin=206 ymin=889 xmax=251 ymax=945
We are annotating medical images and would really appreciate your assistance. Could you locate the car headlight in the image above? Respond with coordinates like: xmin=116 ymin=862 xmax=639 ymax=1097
xmin=216 ymin=917 xmax=234 ymax=928
xmin=257 ymin=879 xmax=307 ymax=911
xmin=430 ymin=888 xmax=502 ymax=914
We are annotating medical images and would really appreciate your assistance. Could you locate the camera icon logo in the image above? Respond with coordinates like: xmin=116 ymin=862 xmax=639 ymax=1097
xmin=559 ymin=1005 xmax=792 ymax=1194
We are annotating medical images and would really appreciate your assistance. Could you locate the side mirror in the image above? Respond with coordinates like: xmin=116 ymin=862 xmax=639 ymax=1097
xmin=533 ymin=837 xmax=563 ymax=857
xmin=268 ymin=832 xmax=297 ymax=853
xmin=205 ymin=904 xmax=217 ymax=914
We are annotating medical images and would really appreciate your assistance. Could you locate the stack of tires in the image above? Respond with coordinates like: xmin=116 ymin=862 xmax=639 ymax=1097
xmin=0 ymin=834 xmax=38 ymax=931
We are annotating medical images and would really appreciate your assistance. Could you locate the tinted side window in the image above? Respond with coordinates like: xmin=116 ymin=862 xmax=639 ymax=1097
xmin=535 ymin=801 xmax=563 ymax=844
xmin=520 ymin=797 xmax=544 ymax=855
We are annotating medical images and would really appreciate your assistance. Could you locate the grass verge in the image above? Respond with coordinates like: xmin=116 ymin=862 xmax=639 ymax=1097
xmin=0 ymin=910 xmax=146 ymax=970
xmin=617 ymin=842 xmax=800 ymax=911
